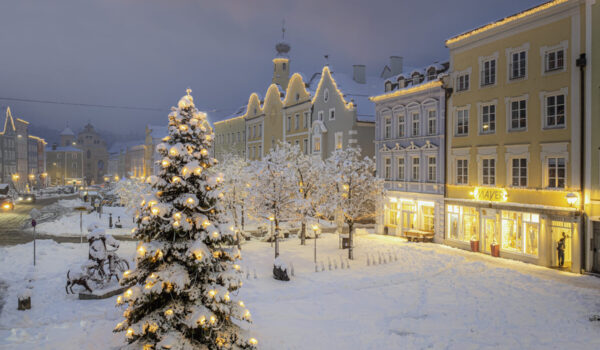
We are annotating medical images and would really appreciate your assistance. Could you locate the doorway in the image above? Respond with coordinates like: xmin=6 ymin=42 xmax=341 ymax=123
xmin=481 ymin=210 xmax=497 ymax=254
xmin=551 ymin=220 xmax=572 ymax=268
xmin=593 ymin=221 xmax=600 ymax=273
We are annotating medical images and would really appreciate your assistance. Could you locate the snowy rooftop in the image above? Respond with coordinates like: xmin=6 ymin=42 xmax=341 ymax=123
xmin=59 ymin=127 xmax=75 ymax=136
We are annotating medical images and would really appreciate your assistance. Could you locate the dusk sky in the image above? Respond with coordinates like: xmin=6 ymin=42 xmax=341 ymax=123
xmin=0 ymin=0 xmax=544 ymax=138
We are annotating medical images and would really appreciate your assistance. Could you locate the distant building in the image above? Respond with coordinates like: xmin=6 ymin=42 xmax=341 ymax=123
xmin=76 ymin=123 xmax=109 ymax=185
xmin=144 ymin=124 xmax=168 ymax=176
xmin=46 ymin=140 xmax=83 ymax=186
xmin=0 ymin=108 xmax=46 ymax=189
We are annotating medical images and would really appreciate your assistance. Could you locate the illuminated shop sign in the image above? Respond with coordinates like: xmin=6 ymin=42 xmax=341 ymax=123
xmin=471 ymin=187 xmax=508 ymax=202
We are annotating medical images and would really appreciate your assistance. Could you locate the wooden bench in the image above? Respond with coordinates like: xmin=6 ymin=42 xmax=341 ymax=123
xmin=404 ymin=230 xmax=434 ymax=243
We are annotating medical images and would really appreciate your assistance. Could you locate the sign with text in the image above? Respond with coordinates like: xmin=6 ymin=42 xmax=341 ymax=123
xmin=472 ymin=187 xmax=508 ymax=202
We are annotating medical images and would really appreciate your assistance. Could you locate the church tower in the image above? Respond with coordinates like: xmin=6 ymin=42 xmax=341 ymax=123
xmin=272 ymin=22 xmax=291 ymax=90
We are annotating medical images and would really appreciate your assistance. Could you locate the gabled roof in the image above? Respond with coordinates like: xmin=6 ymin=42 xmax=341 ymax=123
xmin=60 ymin=127 xmax=75 ymax=136
xmin=1 ymin=107 xmax=16 ymax=135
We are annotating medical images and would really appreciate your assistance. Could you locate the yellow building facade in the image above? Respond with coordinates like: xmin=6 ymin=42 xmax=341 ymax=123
xmin=446 ymin=0 xmax=586 ymax=272
xmin=213 ymin=114 xmax=245 ymax=162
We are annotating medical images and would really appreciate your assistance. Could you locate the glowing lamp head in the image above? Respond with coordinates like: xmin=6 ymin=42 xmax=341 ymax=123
xmin=566 ymin=192 xmax=578 ymax=206
xmin=312 ymin=224 xmax=319 ymax=231
xmin=268 ymin=216 xmax=274 ymax=222
xmin=209 ymin=315 xmax=216 ymax=324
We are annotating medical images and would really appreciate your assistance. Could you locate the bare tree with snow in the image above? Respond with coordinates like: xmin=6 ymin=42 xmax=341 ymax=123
xmin=324 ymin=147 xmax=383 ymax=260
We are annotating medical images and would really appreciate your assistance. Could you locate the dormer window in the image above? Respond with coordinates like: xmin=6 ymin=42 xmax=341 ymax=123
xmin=385 ymin=81 xmax=392 ymax=92
xmin=397 ymin=77 xmax=405 ymax=89
xmin=412 ymin=73 xmax=421 ymax=85
xmin=427 ymin=68 xmax=436 ymax=81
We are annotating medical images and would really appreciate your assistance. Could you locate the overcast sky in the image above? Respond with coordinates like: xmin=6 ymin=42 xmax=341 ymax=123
xmin=0 ymin=0 xmax=544 ymax=136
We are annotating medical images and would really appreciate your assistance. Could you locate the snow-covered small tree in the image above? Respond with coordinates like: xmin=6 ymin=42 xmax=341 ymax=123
xmin=247 ymin=142 xmax=298 ymax=257
xmin=115 ymin=178 xmax=151 ymax=212
xmin=114 ymin=90 xmax=257 ymax=350
xmin=210 ymin=155 xmax=251 ymax=232
xmin=324 ymin=147 xmax=383 ymax=260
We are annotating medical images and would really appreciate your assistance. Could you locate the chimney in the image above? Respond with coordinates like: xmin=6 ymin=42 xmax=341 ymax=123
xmin=352 ymin=64 xmax=366 ymax=84
xmin=390 ymin=56 xmax=403 ymax=75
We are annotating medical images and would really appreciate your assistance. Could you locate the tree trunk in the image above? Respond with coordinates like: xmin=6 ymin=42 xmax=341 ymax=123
xmin=300 ymin=221 xmax=306 ymax=245
xmin=274 ymin=219 xmax=280 ymax=258
xmin=241 ymin=206 xmax=245 ymax=230
xmin=348 ymin=221 xmax=354 ymax=260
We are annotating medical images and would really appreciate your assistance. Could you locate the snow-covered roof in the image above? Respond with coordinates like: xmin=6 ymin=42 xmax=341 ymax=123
xmin=108 ymin=140 xmax=144 ymax=154
xmin=327 ymin=70 xmax=381 ymax=123
xmin=60 ymin=127 xmax=75 ymax=136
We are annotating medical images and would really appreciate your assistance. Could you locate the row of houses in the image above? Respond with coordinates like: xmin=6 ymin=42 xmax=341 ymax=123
xmin=0 ymin=107 xmax=47 ymax=191
xmin=372 ymin=0 xmax=599 ymax=274
xmin=212 ymin=0 xmax=600 ymax=275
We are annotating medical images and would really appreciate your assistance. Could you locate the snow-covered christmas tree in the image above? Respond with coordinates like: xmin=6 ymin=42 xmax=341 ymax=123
xmin=114 ymin=89 xmax=257 ymax=350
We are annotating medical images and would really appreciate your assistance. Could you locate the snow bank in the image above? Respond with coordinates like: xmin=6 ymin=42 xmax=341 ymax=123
xmin=33 ymin=206 xmax=134 ymax=236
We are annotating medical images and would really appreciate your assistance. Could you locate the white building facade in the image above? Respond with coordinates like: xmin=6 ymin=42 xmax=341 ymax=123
xmin=372 ymin=64 xmax=448 ymax=242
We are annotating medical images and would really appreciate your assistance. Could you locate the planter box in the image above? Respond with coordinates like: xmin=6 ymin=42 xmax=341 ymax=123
xmin=490 ymin=244 xmax=500 ymax=257
xmin=470 ymin=240 xmax=480 ymax=252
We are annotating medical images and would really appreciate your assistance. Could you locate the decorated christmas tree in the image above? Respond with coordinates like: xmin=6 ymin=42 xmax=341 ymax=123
xmin=114 ymin=89 xmax=257 ymax=350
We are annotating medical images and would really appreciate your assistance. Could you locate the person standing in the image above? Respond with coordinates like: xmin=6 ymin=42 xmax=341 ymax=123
xmin=557 ymin=232 xmax=566 ymax=267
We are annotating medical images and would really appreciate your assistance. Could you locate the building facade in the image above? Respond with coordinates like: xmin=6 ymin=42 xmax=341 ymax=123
xmin=446 ymin=0 xmax=586 ymax=272
xmin=372 ymin=64 xmax=449 ymax=242
xmin=76 ymin=123 xmax=109 ymax=185
xmin=0 ymin=108 xmax=18 ymax=184
xmin=213 ymin=110 xmax=246 ymax=162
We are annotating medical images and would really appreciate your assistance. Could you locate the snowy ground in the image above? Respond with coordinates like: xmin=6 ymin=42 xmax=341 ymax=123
xmin=1 ymin=234 xmax=599 ymax=349
xmin=31 ymin=203 xmax=134 ymax=237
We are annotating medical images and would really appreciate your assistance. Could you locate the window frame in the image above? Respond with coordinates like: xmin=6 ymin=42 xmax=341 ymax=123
xmin=427 ymin=156 xmax=437 ymax=182
xmin=427 ymin=109 xmax=437 ymax=135
xmin=480 ymin=157 xmax=496 ymax=186
xmin=479 ymin=102 xmax=496 ymax=135
xmin=455 ymin=107 xmax=469 ymax=137
xmin=397 ymin=157 xmax=405 ymax=181
xmin=411 ymin=111 xmax=420 ymax=137
xmin=542 ymin=91 xmax=567 ymax=130
xmin=546 ymin=157 xmax=566 ymax=189
xmin=480 ymin=55 xmax=497 ymax=87
xmin=507 ymin=96 xmax=528 ymax=132
xmin=456 ymin=158 xmax=468 ymax=185
xmin=329 ymin=108 xmax=336 ymax=121
xmin=411 ymin=157 xmax=420 ymax=182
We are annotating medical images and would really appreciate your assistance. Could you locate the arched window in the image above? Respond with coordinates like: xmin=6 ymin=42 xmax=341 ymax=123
xmin=385 ymin=81 xmax=392 ymax=92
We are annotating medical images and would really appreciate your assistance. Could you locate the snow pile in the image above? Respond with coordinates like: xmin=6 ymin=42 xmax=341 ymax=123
xmin=32 ymin=206 xmax=133 ymax=236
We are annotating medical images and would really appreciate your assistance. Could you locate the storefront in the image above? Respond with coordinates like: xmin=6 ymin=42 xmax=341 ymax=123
xmin=445 ymin=200 xmax=581 ymax=272
xmin=383 ymin=192 xmax=443 ymax=242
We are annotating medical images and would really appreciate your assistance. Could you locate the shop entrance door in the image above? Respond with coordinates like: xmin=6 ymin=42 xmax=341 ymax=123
xmin=550 ymin=220 xmax=572 ymax=268
xmin=401 ymin=202 xmax=416 ymax=236
xmin=482 ymin=213 xmax=497 ymax=254
xmin=593 ymin=222 xmax=600 ymax=273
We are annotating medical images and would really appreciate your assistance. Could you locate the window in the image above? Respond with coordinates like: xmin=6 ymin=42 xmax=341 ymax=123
xmin=313 ymin=137 xmax=321 ymax=152
xmin=295 ymin=140 xmax=300 ymax=147
xmin=412 ymin=73 xmax=420 ymax=85
xmin=481 ymin=58 xmax=496 ymax=86
xmin=303 ymin=139 xmax=308 ymax=155
xmin=295 ymin=114 xmax=299 ymax=130
xmin=329 ymin=108 xmax=335 ymax=120
xmin=412 ymin=157 xmax=419 ymax=181
xmin=545 ymin=94 xmax=565 ymax=128
xmin=252 ymin=125 xmax=256 ymax=139
xmin=428 ymin=156 xmax=437 ymax=182
xmin=548 ymin=157 xmax=565 ymax=188
xmin=318 ymin=111 xmax=324 ymax=121
xmin=510 ymin=51 xmax=526 ymax=80
xmin=259 ymin=124 xmax=262 ymax=137
xmin=295 ymin=93 xmax=299 ymax=101
xmin=545 ymin=49 xmax=564 ymax=72
xmin=457 ymin=73 xmax=470 ymax=92
xmin=335 ymin=132 xmax=343 ymax=150
xmin=511 ymin=158 xmax=527 ymax=187
xmin=510 ymin=99 xmax=527 ymax=130
xmin=456 ymin=159 xmax=468 ymax=185
xmin=287 ymin=115 xmax=291 ymax=132
xmin=482 ymin=158 xmax=495 ymax=186
xmin=324 ymin=89 xmax=329 ymax=102
xmin=480 ymin=104 xmax=496 ymax=134
xmin=384 ymin=157 xmax=391 ymax=180
xmin=397 ymin=114 xmax=405 ymax=138
xmin=501 ymin=211 xmax=539 ymax=256
xmin=456 ymin=108 xmax=468 ymax=136
xmin=397 ymin=157 xmax=405 ymax=181
xmin=303 ymin=112 xmax=309 ymax=128
xmin=384 ymin=117 xmax=391 ymax=139
xmin=427 ymin=110 xmax=436 ymax=135
xmin=258 ymin=145 xmax=262 ymax=158
xmin=411 ymin=112 xmax=420 ymax=136
xmin=427 ymin=68 xmax=436 ymax=81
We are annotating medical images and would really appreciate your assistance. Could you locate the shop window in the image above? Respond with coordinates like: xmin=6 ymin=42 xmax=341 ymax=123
xmin=463 ymin=207 xmax=479 ymax=242
xmin=422 ymin=205 xmax=435 ymax=232
xmin=402 ymin=202 xmax=416 ymax=231
xmin=523 ymin=213 xmax=539 ymax=256
xmin=501 ymin=211 xmax=539 ymax=256
xmin=447 ymin=205 xmax=460 ymax=240
xmin=386 ymin=202 xmax=399 ymax=226
xmin=501 ymin=211 xmax=522 ymax=252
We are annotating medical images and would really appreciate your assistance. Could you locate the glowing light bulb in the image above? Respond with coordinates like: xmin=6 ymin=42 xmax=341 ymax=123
xmin=193 ymin=250 xmax=203 ymax=260
xmin=137 ymin=246 xmax=146 ymax=256
xmin=224 ymin=293 xmax=230 ymax=302
xmin=145 ymin=282 xmax=153 ymax=290
xmin=249 ymin=338 xmax=258 ymax=346
xmin=173 ymin=212 xmax=182 ymax=220
xmin=116 ymin=296 xmax=123 ymax=304
xmin=208 ymin=290 xmax=216 ymax=298
xmin=161 ymin=159 xmax=170 ymax=168
xmin=151 ymin=207 xmax=159 ymax=215
xmin=194 ymin=167 xmax=202 ymax=175
xmin=131 ymin=228 xmax=137 ymax=234
xmin=233 ymin=264 xmax=240 ymax=271
xmin=186 ymin=198 xmax=195 ymax=205
xmin=169 ymin=147 xmax=178 ymax=156
xmin=126 ymin=328 xmax=134 ymax=338
xmin=200 ymin=149 xmax=208 ymax=156
xmin=148 ymin=324 xmax=158 ymax=333
xmin=164 ymin=309 xmax=173 ymax=316
xmin=212 ymin=231 xmax=219 ymax=239
xmin=125 ymin=289 xmax=133 ymax=298
xmin=182 ymin=167 xmax=189 ymax=176
xmin=209 ymin=315 xmax=216 ymax=324
xmin=173 ymin=220 xmax=181 ymax=228
xmin=172 ymin=176 xmax=181 ymax=183
xmin=239 ymin=301 xmax=245 ymax=307
xmin=179 ymin=125 xmax=188 ymax=132
xmin=244 ymin=310 xmax=251 ymax=318
xmin=198 ymin=315 xmax=206 ymax=325
xmin=202 ymin=219 xmax=210 ymax=228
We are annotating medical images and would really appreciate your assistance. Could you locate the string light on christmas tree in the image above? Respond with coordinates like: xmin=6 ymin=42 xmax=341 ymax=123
xmin=208 ymin=289 xmax=217 ymax=298
xmin=200 ymin=148 xmax=208 ymax=156
xmin=126 ymin=328 xmax=135 ymax=338
xmin=169 ymin=147 xmax=179 ymax=156
xmin=151 ymin=206 xmax=159 ymax=215
xmin=164 ymin=309 xmax=174 ymax=317
xmin=209 ymin=315 xmax=216 ymax=324
xmin=193 ymin=250 xmax=203 ymax=260
xmin=172 ymin=176 xmax=182 ymax=183
xmin=198 ymin=315 xmax=206 ymax=325
xmin=239 ymin=301 xmax=245 ymax=308
xmin=249 ymin=338 xmax=258 ymax=346
xmin=137 ymin=245 xmax=146 ymax=256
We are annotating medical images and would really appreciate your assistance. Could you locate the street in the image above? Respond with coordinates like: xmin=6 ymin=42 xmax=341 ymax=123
xmin=0 ymin=195 xmax=83 ymax=246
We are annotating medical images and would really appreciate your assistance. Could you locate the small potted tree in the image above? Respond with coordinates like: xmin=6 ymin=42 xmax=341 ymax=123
xmin=469 ymin=226 xmax=479 ymax=252
xmin=490 ymin=237 xmax=500 ymax=257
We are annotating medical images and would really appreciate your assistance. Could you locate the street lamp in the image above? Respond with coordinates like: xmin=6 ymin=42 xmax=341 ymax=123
xmin=566 ymin=192 xmax=578 ymax=207
xmin=312 ymin=224 xmax=320 ymax=263
xmin=268 ymin=215 xmax=275 ymax=248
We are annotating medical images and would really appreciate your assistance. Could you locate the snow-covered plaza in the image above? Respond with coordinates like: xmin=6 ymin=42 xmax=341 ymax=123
xmin=1 ymin=233 xmax=599 ymax=350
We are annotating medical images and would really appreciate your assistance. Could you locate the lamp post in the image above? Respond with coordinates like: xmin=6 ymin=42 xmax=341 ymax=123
xmin=268 ymin=214 xmax=275 ymax=249
xmin=12 ymin=173 xmax=20 ymax=192
xmin=312 ymin=224 xmax=319 ymax=263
